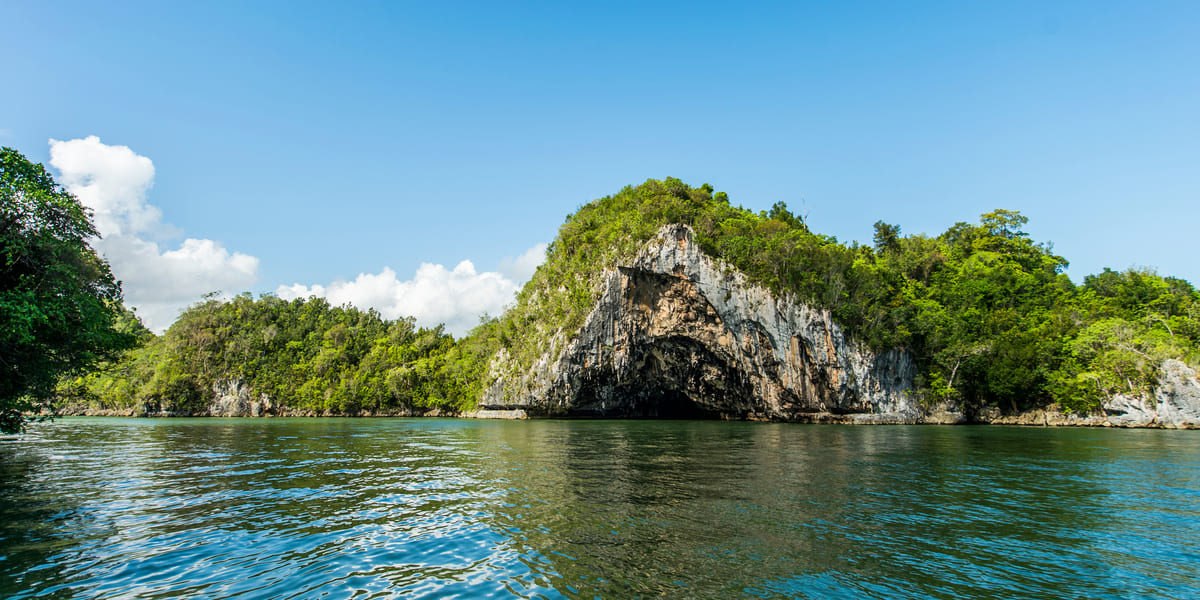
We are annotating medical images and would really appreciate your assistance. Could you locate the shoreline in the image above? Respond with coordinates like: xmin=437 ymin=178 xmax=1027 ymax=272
xmin=44 ymin=406 xmax=1199 ymax=429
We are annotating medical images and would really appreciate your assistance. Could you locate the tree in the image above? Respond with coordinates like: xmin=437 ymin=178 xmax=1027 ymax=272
xmin=872 ymin=220 xmax=901 ymax=253
xmin=1 ymin=147 xmax=136 ymax=432
xmin=979 ymin=208 xmax=1029 ymax=241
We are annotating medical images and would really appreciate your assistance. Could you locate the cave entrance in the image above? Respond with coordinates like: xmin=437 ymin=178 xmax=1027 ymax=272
xmin=639 ymin=390 xmax=713 ymax=419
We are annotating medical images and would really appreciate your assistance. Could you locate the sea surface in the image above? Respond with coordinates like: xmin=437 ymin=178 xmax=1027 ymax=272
xmin=2 ymin=418 xmax=1198 ymax=599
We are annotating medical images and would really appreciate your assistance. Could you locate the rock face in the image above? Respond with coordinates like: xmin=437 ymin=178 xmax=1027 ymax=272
xmin=208 ymin=379 xmax=276 ymax=417
xmin=482 ymin=224 xmax=924 ymax=422
xmin=1090 ymin=360 xmax=1200 ymax=428
xmin=976 ymin=360 xmax=1200 ymax=429
xmin=1152 ymin=360 xmax=1200 ymax=427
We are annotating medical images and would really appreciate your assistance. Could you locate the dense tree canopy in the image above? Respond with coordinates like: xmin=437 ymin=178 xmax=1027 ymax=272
xmin=1 ymin=147 xmax=137 ymax=432
xmin=59 ymin=293 xmax=493 ymax=415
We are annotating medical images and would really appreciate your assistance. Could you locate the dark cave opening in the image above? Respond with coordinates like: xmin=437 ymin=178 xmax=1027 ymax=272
xmin=563 ymin=337 xmax=758 ymax=420
xmin=636 ymin=390 xmax=714 ymax=419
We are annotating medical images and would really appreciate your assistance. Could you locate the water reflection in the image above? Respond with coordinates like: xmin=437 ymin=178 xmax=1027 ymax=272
xmin=475 ymin=423 xmax=1199 ymax=599
xmin=2 ymin=419 xmax=1198 ymax=599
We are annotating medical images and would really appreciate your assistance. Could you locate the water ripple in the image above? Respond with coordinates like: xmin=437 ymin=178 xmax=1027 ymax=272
xmin=2 ymin=419 xmax=1199 ymax=599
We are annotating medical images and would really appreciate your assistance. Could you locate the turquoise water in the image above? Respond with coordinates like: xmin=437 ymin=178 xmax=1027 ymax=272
xmin=2 ymin=418 xmax=1198 ymax=599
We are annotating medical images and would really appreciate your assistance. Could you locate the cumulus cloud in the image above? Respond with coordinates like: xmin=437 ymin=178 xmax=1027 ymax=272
xmin=498 ymin=242 xmax=548 ymax=283
xmin=49 ymin=136 xmax=259 ymax=331
xmin=278 ymin=246 xmax=547 ymax=337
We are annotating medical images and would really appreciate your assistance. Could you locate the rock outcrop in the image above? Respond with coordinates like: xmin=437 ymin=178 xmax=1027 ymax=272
xmin=208 ymin=379 xmax=277 ymax=417
xmin=481 ymin=224 xmax=926 ymax=422
xmin=1152 ymin=360 xmax=1200 ymax=427
xmin=980 ymin=359 xmax=1200 ymax=429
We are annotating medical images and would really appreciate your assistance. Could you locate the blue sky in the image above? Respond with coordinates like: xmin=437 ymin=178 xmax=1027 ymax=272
xmin=3 ymin=1 xmax=1198 ymax=332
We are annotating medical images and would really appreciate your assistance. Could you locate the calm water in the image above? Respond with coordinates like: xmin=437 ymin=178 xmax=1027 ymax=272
xmin=2 ymin=419 xmax=1198 ymax=599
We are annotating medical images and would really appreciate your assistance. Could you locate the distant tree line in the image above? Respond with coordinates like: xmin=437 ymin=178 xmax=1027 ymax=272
xmin=57 ymin=293 xmax=495 ymax=415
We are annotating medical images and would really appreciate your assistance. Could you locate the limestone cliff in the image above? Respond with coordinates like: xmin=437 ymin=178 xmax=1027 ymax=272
xmin=481 ymin=224 xmax=926 ymax=422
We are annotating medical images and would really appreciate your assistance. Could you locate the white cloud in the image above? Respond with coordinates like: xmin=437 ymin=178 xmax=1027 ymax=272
xmin=45 ymin=136 xmax=545 ymax=336
xmin=278 ymin=246 xmax=546 ymax=337
xmin=49 ymin=136 xmax=259 ymax=332
xmin=49 ymin=136 xmax=158 ymax=237
xmin=498 ymin=242 xmax=548 ymax=283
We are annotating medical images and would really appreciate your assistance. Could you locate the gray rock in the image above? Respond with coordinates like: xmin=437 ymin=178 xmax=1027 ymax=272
xmin=1153 ymin=359 xmax=1200 ymax=429
xmin=1103 ymin=393 xmax=1158 ymax=427
xmin=208 ymin=379 xmax=275 ymax=417
xmin=482 ymin=224 xmax=923 ymax=422
xmin=1099 ymin=360 xmax=1200 ymax=428
xmin=925 ymin=400 xmax=969 ymax=425
xmin=465 ymin=409 xmax=528 ymax=419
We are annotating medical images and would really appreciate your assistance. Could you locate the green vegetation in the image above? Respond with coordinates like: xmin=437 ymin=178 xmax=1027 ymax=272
xmin=44 ymin=177 xmax=1200 ymax=417
xmin=1 ymin=147 xmax=139 ymax=433
xmin=58 ymin=293 xmax=493 ymax=414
